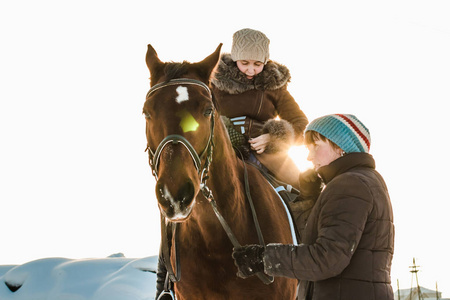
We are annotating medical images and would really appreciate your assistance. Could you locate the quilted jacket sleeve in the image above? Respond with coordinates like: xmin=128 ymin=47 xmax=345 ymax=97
xmin=263 ymin=173 xmax=374 ymax=281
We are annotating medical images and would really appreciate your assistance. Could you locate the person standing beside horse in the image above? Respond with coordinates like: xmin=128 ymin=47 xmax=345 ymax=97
xmin=211 ymin=28 xmax=309 ymax=188
xmin=232 ymin=114 xmax=395 ymax=300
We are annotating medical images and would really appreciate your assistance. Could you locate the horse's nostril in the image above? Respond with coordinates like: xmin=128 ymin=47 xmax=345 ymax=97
xmin=155 ymin=180 xmax=197 ymax=221
xmin=177 ymin=181 xmax=195 ymax=206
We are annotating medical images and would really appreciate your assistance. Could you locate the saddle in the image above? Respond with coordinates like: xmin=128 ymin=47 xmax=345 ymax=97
xmin=222 ymin=115 xmax=302 ymax=243
xmin=246 ymin=160 xmax=301 ymax=244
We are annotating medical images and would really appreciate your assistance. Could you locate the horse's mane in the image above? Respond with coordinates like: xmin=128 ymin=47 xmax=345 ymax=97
xmin=164 ymin=61 xmax=191 ymax=81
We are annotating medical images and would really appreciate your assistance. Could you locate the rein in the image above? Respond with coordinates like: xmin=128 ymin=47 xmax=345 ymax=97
xmin=201 ymin=147 xmax=274 ymax=285
xmin=145 ymin=79 xmax=273 ymax=295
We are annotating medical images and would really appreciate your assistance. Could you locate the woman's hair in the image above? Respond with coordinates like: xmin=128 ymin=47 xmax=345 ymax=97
xmin=304 ymin=131 xmax=342 ymax=152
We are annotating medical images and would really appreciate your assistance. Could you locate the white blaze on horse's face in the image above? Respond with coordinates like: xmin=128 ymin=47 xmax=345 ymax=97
xmin=175 ymin=86 xmax=189 ymax=103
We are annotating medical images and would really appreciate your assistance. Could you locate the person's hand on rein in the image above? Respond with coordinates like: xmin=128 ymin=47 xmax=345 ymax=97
xmin=249 ymin=134 xmax=270 ymax=154
xmin=232 ymin=245 xmax=265 ymax=278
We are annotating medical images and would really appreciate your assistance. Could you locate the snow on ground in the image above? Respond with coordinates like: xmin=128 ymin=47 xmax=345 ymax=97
xmin=0 ymin=254 xmax=157 ymax=300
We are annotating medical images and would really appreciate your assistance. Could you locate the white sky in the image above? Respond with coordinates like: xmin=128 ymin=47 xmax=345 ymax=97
xmin=1 ymin=0 xmax=449 ymax=296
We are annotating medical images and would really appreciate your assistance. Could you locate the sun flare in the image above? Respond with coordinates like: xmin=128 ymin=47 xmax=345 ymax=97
xmin=289 ymin=145 xmax=313 ymax=172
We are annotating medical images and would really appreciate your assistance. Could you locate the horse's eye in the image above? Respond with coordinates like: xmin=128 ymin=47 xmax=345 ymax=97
xmin=144 ymin=112 xmax=151 ymax=120
xmin=204 ymin=108 xmax=213 ymax=117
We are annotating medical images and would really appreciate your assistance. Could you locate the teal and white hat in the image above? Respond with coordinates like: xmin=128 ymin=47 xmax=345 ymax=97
xmin=305 ymin=114 xmax=371 ymax=153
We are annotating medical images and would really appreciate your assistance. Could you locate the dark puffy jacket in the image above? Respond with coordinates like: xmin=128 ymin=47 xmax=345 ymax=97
xmin=263 ymin=153 xmax=395 ymax=300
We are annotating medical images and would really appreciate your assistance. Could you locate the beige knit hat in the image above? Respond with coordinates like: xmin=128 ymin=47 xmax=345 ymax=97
xmin=231 ymin=28 xmax=270 ymax=64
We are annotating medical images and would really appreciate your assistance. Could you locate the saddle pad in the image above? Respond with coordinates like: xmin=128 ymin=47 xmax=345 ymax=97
xmin=272 ymin=185 xmax=298 ymax=245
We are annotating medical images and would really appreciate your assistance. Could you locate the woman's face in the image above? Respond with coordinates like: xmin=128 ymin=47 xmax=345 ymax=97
xmin=307 ymin=139 xmax=342 ymax=171
xmin=236 ymin=60 xmax=264 ymax=79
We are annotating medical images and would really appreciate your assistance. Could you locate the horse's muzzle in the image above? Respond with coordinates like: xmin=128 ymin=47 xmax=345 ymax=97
xmin=156 ymin=180 xmax=196 ymax=222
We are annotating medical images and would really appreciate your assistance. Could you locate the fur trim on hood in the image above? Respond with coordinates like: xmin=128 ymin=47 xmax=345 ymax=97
xmin=262 ymin=119 xmax=295 ymax=153
xmin=211 ymin=53 xmax=291 ymax=95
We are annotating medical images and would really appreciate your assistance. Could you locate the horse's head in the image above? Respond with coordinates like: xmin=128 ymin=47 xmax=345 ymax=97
xmin=143 ymin=43 xmax=222 ymax=222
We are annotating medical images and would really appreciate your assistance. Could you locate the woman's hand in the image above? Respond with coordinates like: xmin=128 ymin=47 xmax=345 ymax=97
xmin=232 ymin=245 xmax=265 ymax=278
xmin=249 ymin=134 xmax=270 ymax=154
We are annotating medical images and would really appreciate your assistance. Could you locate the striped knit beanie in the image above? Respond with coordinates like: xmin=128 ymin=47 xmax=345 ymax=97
xmin=231 ymin=28 xmax=270 ymax=64
xmin=306 ymin=114 xmax=371 ymax=153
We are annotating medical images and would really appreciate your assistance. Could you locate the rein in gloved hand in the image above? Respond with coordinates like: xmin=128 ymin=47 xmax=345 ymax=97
xmin=232 ymin=245 xmax=265 ymax=278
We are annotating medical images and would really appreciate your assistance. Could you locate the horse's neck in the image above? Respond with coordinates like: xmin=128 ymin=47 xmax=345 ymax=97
xmin=186 ymin=129 xmax=274 ymax=256
xmin=171 ymin=139 xmax=245 ymax=258
xmin=208 ymin=132 xmax=245 ymax=206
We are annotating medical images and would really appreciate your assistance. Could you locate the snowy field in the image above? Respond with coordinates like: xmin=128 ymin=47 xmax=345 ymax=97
xmin=0 ymin=254 xmax=157 ymax=300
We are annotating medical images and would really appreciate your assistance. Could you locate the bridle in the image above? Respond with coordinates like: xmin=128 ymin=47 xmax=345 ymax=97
xmin=145 ymin=79 xmax=273 ymax=298
xmin=145 ymin=78 xmax=216 ymax=291
xmin=145 ymin=78 xmax=215 ymax=185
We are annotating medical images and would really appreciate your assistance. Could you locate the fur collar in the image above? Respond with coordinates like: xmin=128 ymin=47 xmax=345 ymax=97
xmin=211 ymin=53 xmax=291 ymax=94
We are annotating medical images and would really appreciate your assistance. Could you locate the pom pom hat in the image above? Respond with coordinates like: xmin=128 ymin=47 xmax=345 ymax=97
xmin=306 ymin=114 xmax=371 ymax=153
xmin=231 ymin=28 xmax=270 ymax=64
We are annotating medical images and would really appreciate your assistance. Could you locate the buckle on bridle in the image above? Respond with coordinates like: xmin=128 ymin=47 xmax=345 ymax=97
xmin=200 ymin=183 xmax=213 ymax=201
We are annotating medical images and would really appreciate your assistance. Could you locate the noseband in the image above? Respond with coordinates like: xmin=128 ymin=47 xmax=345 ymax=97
xmin=145 ymin=78 xmax=215 ymax=184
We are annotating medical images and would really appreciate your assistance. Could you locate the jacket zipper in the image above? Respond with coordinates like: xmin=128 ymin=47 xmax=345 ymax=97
xmin=249 ymin=91 xmax=264 ymax=137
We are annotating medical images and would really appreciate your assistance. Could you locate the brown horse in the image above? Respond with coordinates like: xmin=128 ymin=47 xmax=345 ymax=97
xmin=143 ymin=44 xmax=298 ymax=300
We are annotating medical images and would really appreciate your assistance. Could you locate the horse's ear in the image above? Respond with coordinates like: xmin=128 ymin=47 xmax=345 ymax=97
xmin=193 ymin=43 xmax=223 ymax=82
xmin=146 ymin=44 xmax=165 ymax=85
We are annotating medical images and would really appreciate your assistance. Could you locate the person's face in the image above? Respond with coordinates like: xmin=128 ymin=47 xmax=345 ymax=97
xmin=307 ymin=139 xmax=342 ymax=171
xmin=236 ymin=60 xmax=264 ymax=79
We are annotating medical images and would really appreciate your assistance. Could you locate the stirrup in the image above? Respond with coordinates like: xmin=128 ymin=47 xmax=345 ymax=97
xmin=157 ymin=289 xmax=176 ymax=300
xmin=158 ymin=271 xmax=177 ymax=300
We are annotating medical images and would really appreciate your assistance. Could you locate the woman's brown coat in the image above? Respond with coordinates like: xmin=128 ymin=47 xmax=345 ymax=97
xmin=211 ymin=54 xmax=308 ymax=153
xmin=263 ymin=153 xmax=395 ymax=300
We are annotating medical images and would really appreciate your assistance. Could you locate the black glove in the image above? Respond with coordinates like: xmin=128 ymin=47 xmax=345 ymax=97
xmin=232 ymin=245 xmax=265 ymax=279
xmin=298 ymin=169 xmax=322 ymax=200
